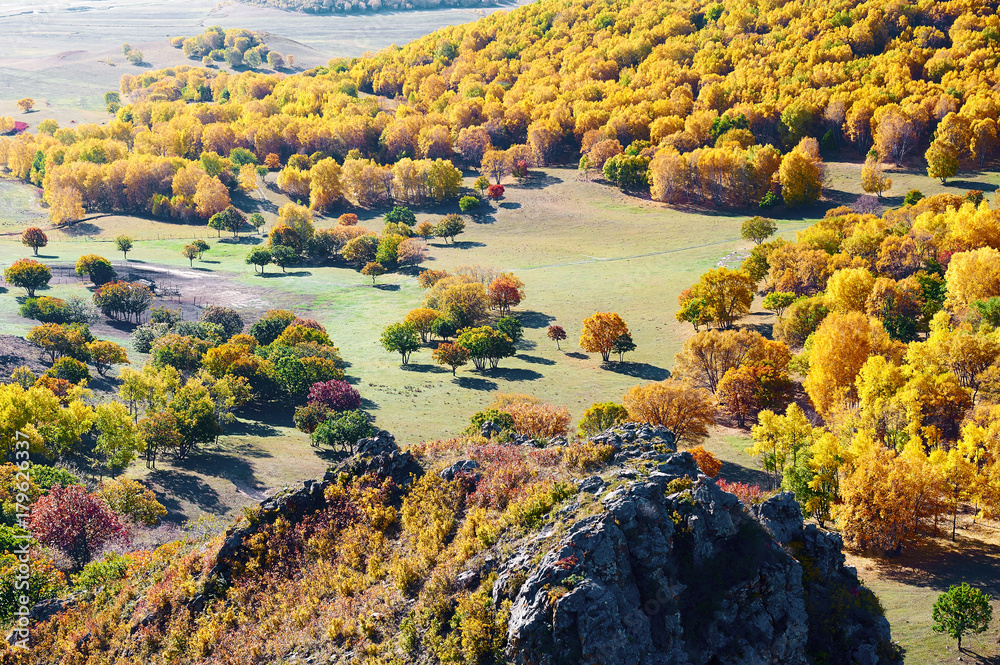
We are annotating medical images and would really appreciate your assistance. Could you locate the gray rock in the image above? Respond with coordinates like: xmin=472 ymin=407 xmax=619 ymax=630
xmin=440 ymin=459 xmax=481 ymax=482
xmin=577 ymin=476 xmax=606 ymax=494
xmin=753 ymin=491 xmax=804 ymax=544
xmin=480 ymin=420 xmax=504 ymax=439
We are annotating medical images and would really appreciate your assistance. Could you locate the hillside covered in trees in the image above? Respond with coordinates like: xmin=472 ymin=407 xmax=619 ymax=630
xmin=2 ymin=0 xmax=999 ymax=223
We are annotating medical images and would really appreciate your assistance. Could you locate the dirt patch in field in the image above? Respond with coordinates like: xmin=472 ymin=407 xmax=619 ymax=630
xmin=0 ymin=334 xmax=48 ymax=378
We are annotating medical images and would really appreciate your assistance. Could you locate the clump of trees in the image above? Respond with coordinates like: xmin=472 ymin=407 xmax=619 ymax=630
xmin=171 ymin=27 xmax=292 ymax=71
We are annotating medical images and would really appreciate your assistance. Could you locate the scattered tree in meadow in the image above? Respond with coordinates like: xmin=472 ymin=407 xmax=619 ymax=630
xmin=487 ymin=184 xmax=505 ymax=200
xmin=93 ymin=281 xmax=154 ymax=323
xmin=622 ymin=379 xmax=717 ymax=445
xmin=86 ymin=340 xmax=129 ymax=377
xmin=612 ymin=333 xmax=636 ymax=362
xmin=432 ymin=343 xmax=470 ymax=375
xmin=308 ymin=379 xmax=361 ymax=412
xmin=455 ymin=326 xmax=516 ymax=370
xmin=580 ymin=312 xmax=630 ymax=362
xmin=5 ymin=259 xmax=51 ymax=297
xmin=270 ymin=245 xmax=298 ymax=273
xmin=182 ymin=244 xmax=198 ymax=266
xmin=925 ymin=140 xmax=960 ymax=184
xmin=404 ymin=308 xmax=440 ymax=343
xmin=21 ymin=227 xmax=47 ymax=256
xmin=75 ymin=255 xmax=116 ymax=286
xmin=861 ymin=154 xmax=891 ymax=198
xmin=245 ymin=247 xmax=272 ymax=274
xmin=678 ymin=268 xmax=755 ymax=330
xmin=435 ymin=214 xmax=466 ymax=243
xmin=547 ymin=325 xmax=567 ymax=350
xmin=362 ymin=261 xmax=387 ymax=284
xmin=380 ymin=323 xmax=420 ymax=365
xmin=932 ymin=583 xmax=993 ymax=652
xmin=488 ymin=273 xmax=525 ymax=315
xmin=741 ymin=216 xmax=777 ymax=245
xmin=17 ymin=99 xmax=34 ymax=113
xmin=114 ymin=235 xmax=134 ymax=260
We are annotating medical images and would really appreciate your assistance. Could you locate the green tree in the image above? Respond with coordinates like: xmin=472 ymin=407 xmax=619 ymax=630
xmin=741 ymin=216 xmax=777 ymax=244
xmin=496 ymin=316 xmax=523 ymax=343
xmin=385 ymin=206 xmax=417 ymax=226
xmin=114 ymin=235 xmax=134 ymax=260
xmin=312 ymin=410 xmax=374 ymax=453
xmin=248 ymin=213 xmax=265 ymax=235
xmin=435 ymin=214 xmax=466 ymax=243
xmin=270 ymin=245 xmax=298 ymax=272
xmin=246 ymin=247 xmax=272 ymax=274
xmin=612 ymin=333 xmax=636 ymax=362
xmin=209 ymin=206 xmax=246 ymax=237
xmin=762 ymin=292 xmax=798 ymax=317
xmin=380 ymin=323 xmax=420 ymax=365
xmin=932 ymin=583 xmax=992 ymax=652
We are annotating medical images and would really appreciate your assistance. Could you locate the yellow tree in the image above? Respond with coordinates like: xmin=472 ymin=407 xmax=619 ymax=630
xmin=944 ymin=247 xmax=1000 ymax=312
xmin=825 ymin=267 xmax=875 ymax=312
xmin=672 ymin=328 xmax=764 ymax=393
xmin=930 ymin=448 xmax=975 ymax=541
xmin=779 ymin=148 xmax=822 ymax=208
xmin=683 ymin=267 xmax=755 ymax=329
xmin=861 ymin=154 xmax=891 ymax=198
xmin=926 ymin=140 xmax=959 ymax=184
xmin=804 ymin=311 xmax=899 ymax=417
xmin=579 ymin=312 xmax=630 ymax=362
xmin=48 ymin=186 xmax=85 ymax=225
xmin=621 ymin=379 xmax=716 ymax=445
xmin=746 ymin=403 xmax=815 ymax=487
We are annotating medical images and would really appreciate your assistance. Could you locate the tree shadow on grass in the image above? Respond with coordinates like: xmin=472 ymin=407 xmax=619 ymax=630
xmin=863 ymin=534 xmax=1000 ymax=595
xmin=219 ymin=236 xmax=263 ymax=245
xmin=240 ymin=403 xmax=296 ymax=429
xmin=517 ymin=354 xmax=555 ymax=366
xmin=498 ymin=201 xmax=521 ymax=209
xmin=518 ymin=310 xmax=556 ymax=329
xmin=176 ymin=446 xmax=269 ymax=497
xmin=489 ymin=367 xmax=543 ymax=382
xmin=517 ymin=172 xmax=563 ymax=190
xmin=450 ymin=240 xmax=487 ymax=250
xmin=401 ymin=363 xmax=449 ymax=374
xmin=144 ymin=469 xmax=226 ymax=522
xmin=455 ymin=376 xmax=498 ymax=391
xmin=224 ymin=417 xmax=280 ymax=438
xmin=602 ymin=361 xmax=671 ymax=381
xmin=104 ymin=319 xmax=140 ymax=333
xmin=374 ymin=283 xmax=400 ymax=291
xmin=565 ymin=351 xmax=589 ymax=359
xmin=360 ymin=396 xmax=381 ymax=411
xmin=260 ymin=270 xmax=312 ymax=278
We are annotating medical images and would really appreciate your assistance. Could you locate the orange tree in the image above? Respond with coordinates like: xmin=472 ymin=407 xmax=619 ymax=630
xmin=621 ymin=379 xmax=716 ymax=446
xmin=579 ymin=312 xmax=629 ymax=362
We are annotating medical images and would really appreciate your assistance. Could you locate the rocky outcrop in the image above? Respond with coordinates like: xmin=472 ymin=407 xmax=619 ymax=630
xmin=498 ymin=454 xmax=898 ymax=665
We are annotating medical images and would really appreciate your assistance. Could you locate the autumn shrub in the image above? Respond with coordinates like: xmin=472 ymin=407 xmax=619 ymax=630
xmin=467 ymin=409 xmax=515 ymax=437
xmin=562 ymin=441 xmax=615 ymax=471
xmin=74 ymin=551 xmax=134 ymax=591
xmin=98 ymin=477 xmax=167 ymax=526
xmin=716 ymin=480 xmax=771 ymax=505
xmin=577 ymin=401 xmax=628 ymax=437
xmin=503 ymin=480 xmax=576 ymax=529
xmin=19 ymin=296 xmax=71 ymax=324
xmin=688 ymin=446 xmax=722 ymax=477
xmin=401 ymin=473 xmax=461 ymax=562
xmin=0 ymin=554 xmax=65 ymax=623
xmin=45 ymin=357 xmax=91 ymax=384
xmin=496 ymin=398 xmax=571 ymax=439
xmin=468 ymin=445 xmax=535 ymax=510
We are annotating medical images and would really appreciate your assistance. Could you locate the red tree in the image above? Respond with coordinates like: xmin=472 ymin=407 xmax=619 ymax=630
xmin=547 ymin=325 xmax=567 ymax=349
xmin=30 ymin=485 xmax=129 ymax=569
xmin=308 ymin=379 xmax=361 ymax=411
xmin=487 ymin=184 xmax=505 ymax=200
